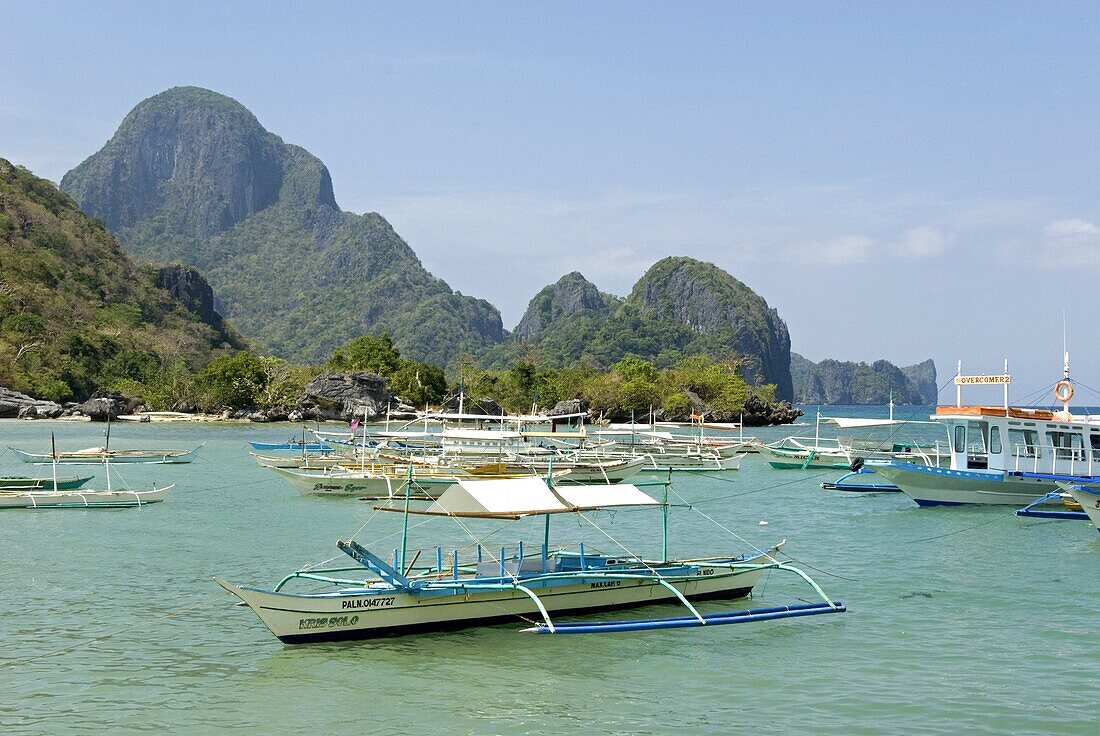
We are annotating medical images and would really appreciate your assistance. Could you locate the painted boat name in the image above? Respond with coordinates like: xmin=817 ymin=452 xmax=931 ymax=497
xmin=298 ymin=615 xmax=361 ymax=630
xmin=341 ymin=597 xmax=396 ymax=609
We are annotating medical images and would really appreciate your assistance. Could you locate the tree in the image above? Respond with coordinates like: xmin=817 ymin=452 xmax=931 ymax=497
xmin=198 ymin=351 xmax=266 ymax=408
xmin=329 ymin=333 xmax=401 ymax=375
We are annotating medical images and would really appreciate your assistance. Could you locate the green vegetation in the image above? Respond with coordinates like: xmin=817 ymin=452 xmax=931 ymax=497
xmin=0 ymin=158 xmax=241 ymax=404
xmin=456 ymin=353 xmax=774 ymax=421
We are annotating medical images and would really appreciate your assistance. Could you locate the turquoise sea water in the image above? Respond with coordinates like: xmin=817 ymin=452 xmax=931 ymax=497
xmin=1 ymin=407 xmax=1097 ymax=735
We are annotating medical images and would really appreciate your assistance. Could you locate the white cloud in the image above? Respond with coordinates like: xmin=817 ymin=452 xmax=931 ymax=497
xmin=898 ymin=226 xmax=953 ymax=258
xmin=1045 ymin=218 xmax=1100 ymax=239
xmin=1041 ymin=218 xmax=1100 ymax=267
xmin=787 ymin=235 xmax=876 ymax=264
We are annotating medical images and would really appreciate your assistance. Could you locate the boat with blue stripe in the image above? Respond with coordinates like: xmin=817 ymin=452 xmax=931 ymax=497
xmin=215 ymin=476 xmax=844 ymax=643
xmin=869 ymin=358 xmax=1100 ymax=509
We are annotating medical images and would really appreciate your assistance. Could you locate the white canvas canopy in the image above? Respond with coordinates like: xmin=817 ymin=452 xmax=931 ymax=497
xmin=385 ymin=477 xmax=660 ymax=518
xmin=822 ymin=417 xmax=901 ymax=429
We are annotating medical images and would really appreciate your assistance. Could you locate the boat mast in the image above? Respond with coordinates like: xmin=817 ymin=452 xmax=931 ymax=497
xmin=662 ymin=471 xmax=670 ymax=563
xmin=105 ymin=415 xmax=112 ymax=492
xmin=399 ymin=462 xmax=413 ymax=571
xmin=50 ymin=432 xmax=59 ymax=492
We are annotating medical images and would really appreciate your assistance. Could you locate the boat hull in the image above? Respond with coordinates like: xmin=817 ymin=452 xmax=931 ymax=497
xmin=756 ymin=443 xmax=853 ymax=470
xmin=0 ymin=485 xmax=171 ymax=509
xmin=271 ymin=467 xmax=416 ymax=498
xmin=1065 ymin=486 xmax=1100 ymax=532
xmin=216 ymin=564 xmax=769 ymax=644
xmin=0 ymin=475 xmax=94 ymax=491
xmin=870 ymin=462 xmax=1071 ymax=506
xmin=11 ymin=445 xmax=203 ymax=465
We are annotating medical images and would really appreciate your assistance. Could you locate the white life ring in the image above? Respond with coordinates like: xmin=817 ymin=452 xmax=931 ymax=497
xmin=1054 ymin=380 xmax=1075 ymax=403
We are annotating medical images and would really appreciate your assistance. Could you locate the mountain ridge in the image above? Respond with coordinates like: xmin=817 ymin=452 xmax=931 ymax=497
xmin=791 ymin=353 xmax=937 ymax=404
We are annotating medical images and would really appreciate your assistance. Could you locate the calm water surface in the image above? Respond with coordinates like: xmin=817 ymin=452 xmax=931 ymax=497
xmin=1 ymin=407 xmax=1096 ymax=735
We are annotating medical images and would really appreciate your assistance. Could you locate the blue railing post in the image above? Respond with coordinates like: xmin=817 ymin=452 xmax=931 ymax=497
xmin=452 ymin=549 xmax=459 ymax=579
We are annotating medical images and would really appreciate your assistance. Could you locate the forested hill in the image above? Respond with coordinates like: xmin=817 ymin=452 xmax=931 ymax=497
xmin=482 ymin=258 xmax=794 ymax=401
xmin=791 ymin=353 xmax=938 ymax=404
xmin=0 ymin=158 xmax=242 ymax=402
xmin=61 ymin=86 xmax=502 ymax=365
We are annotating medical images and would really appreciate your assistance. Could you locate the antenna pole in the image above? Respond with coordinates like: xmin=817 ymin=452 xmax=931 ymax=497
xmin=956 ymin=360 xmax=962 ymax=407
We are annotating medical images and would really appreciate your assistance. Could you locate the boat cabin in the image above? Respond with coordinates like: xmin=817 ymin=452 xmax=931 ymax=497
xmin=933 ymin=406 xmax=1100 ymax=476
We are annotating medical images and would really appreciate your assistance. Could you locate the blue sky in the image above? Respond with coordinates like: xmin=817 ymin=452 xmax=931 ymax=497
xmin=3 ymin=1 xmax=1100 ymax=401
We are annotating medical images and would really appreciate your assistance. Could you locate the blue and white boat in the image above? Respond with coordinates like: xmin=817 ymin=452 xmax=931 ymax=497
xmin=247 ymin=440 xmax=333 ymax=453
xmin=870 ymin=358 xmax=1100 ymax=506
xmin=215 ymin=476 xmax=843 ymax=643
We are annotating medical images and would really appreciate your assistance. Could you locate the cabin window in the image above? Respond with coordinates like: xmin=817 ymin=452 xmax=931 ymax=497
xmin=1090 ymin=434 xmax=1100 ymax=462
xmin=990 ymin=426 xmax=1002 ymax=454
xmin=1049 ymin=431 xmax=1086 ymax=462
xmin=1009 ymin=429 xmax=1041 ymax=458
xmin=953 ymin=425 xmax=965 ymax=453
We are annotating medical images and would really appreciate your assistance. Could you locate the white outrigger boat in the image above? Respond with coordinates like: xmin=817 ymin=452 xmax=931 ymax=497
xmin=0 ymin=436 xmax=172 ymax=509
xmin=757 ymin=401 xmax=948 ymax=471
xmin=215 ymin=476 xmax=844 ymax=643
xmin=871 ymin=358 xmax=1100 ymax=506
xmin=10 ymin=443 xmax=204 ymax=465
xmin=0 ymin=485 xmax=171 ymax=509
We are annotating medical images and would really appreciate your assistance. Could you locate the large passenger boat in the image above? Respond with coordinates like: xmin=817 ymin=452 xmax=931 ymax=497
xmin=871 ymin=358 xmax=1100 ymax=506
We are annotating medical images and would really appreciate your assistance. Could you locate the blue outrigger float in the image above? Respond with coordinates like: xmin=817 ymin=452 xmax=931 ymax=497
xmin=216 ymin=476 xmax=844 ymax=643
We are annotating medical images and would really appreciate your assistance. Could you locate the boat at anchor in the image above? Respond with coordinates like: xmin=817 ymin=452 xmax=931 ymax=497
xmin=10 ymin=443 xmax=204 ymax=465
xmin=870 ymin=358 xmax=1100 ymax=507
xmin=215 ymin=476 xmax=844 ymax=643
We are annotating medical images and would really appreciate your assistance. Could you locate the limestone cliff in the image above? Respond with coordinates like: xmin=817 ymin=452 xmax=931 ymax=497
xmin=61 ymin=86 xmax=502 ymax=365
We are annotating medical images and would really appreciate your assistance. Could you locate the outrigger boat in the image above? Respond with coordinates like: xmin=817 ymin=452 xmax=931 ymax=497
xmin=758 ymin=402 xmax=948 ymax=471
xmin=215 ymin=476 xmax=844 ymax=643
xmin=10 ymin=443 xmax=204 ymax=465
xmin=0 ymin=475 xmax=94 ymax=491
xmin=0 ymin=436 xmax=172 ymax=509
xmin=871 ymin=358 xmax=1100 ymax=507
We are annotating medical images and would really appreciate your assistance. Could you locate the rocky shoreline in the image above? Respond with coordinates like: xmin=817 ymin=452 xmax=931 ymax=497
xmin=2 ymin=370 xmax=802 ymax=426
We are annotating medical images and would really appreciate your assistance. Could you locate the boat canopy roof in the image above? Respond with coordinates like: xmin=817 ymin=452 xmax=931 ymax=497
xmin=441 ymin=429 xmax=524 ymax=440
xmin=822 ymin=417 xmax=901 ymax=429
xmin=421 ymin=411 xmax=588 ymax=423
xmin=379 ymin=477 xmax=658 ymax=518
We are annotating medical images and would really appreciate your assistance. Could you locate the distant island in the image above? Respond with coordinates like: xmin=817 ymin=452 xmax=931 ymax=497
xmin=791 ymin=353 xmax=937 ymax=405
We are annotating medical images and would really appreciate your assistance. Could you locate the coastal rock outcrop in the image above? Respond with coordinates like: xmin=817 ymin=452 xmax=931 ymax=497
xmin=60 ymin=86 xmax=502 ymax=365
xmin=78 ymin=392 xmax=140 ymax=422
xmin=301 ymin=371 xmax=389 ymax=421
xmin=0 ymin=387 xmax=63 ymax=419
xmin=741 ymin=395 xmax=802 ymax=426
